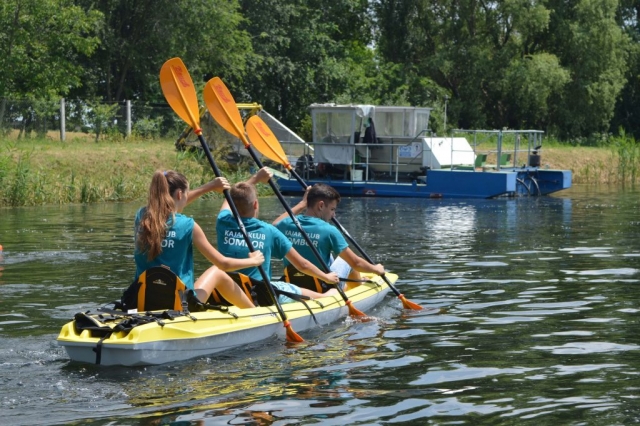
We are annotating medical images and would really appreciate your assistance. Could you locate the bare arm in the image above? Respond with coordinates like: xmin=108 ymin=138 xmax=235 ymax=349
xmin=188 ymin=177 xmax=229 ymax=207
xmin=273 ymin=186 xmax=310 ymax=225
xmin=285 ymin=248 xmax=339 ymax=284
xmin=220 ymin=167 xmax=273 ymax=212
xmin=246 ymin=167 xmax=273 ymax=186
xmin=192 ymin=223 xmax=264 ymax=271
xmin=339 ymin=247 xmax=385 ymax=275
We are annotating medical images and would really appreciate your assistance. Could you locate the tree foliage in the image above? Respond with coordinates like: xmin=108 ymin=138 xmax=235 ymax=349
xmin=237 ymin=0 xmax=377 ymax=132
xmin=0 ymin=0 xmax=101 ymax=99
xmin=0 ymin=0 xmax=638 ymax=141
xmin=72 ymin=0 xmax=251 ymax=102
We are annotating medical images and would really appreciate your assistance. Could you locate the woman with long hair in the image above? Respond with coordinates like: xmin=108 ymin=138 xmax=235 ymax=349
xmin=135 ymin=170 xmax=263 ymax=308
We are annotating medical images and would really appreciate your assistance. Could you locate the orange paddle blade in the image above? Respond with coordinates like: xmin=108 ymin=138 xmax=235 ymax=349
xmin=203 ymin=77 xmax=248 ymax=145
xmin=345 ymin=300 xmax=366 ymax=317
xmin=284 ymin=321 xmax=304 ymax=342
xmin=246 ymin=115 xmax=292 ymax=169
xmin=399 ymin=295 xmax=423 ymax=310
xmin=159 ymin=58 xmax=201 ymax=131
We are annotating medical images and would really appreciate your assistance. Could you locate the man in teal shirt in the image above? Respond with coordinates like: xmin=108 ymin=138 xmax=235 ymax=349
xmin=216 ymin=168 xmax=339 ymax=303
xmin=274 ymin=183 xmax=385 ymax=288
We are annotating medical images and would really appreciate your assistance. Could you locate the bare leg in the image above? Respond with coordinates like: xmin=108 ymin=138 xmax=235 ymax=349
xmin=345 ymin=269 xmax=362 ymax=291
xmin=194 ymin=266 xmax=255 ymax=309
xmin=299 ymin=287 xmax=338 ymax=299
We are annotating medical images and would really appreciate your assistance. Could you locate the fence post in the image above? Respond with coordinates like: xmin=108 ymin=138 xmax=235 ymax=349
xmin=60 ymin=98 xmax=66 ymax=141
xmin=126 ymin=100 xmax=131 ymax=137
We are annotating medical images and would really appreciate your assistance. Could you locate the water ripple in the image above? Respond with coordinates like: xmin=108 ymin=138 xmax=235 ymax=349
xmin=410 ymin=364 xmax=540 ymax=385
xmin=532 ymin=342 xmax=640 ymax=354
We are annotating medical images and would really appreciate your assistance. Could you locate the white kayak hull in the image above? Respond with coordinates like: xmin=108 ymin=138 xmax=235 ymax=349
xmin=57 ymin=274 xmax=396 ymax=366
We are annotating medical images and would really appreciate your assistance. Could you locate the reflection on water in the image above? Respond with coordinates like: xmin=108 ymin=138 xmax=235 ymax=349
xmin=1 ymin=186 xmax=640 ymax=424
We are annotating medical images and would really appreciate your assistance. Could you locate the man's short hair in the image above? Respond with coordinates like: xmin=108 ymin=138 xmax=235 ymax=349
xmin=307 ymin=183 xmax=340 ymax=208
xmin=230 ymin=182 xmax=257 ymax=216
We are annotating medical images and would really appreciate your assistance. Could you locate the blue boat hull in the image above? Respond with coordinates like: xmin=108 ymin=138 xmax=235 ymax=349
xmin=275 ymin=168 xmax=572 ymax=199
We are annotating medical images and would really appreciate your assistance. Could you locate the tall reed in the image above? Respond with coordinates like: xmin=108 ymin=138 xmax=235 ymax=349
xmin=612 ymin=133 xmax=639 ymax=184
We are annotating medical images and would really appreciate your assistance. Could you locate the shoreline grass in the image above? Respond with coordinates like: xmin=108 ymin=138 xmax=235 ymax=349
xmin=0 ymin=135 xmax=262 ymax=207
xmin=0 ymin=134 xmax=637 ymax=207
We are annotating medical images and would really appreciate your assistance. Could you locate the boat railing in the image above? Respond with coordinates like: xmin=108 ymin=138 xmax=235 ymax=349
xmin=278 ymin=137 xmax=434 ymax=183
xmin=392 ymin=129 xmax=433 ymax=182
xmin=450 ymin=129 xmax=545 ymax=171
xmin=273 ymin=128 xmax=545 ymax=182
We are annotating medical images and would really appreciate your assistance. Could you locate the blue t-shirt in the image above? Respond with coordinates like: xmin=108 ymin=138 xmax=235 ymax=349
xmin=216 ymin=209 xmax=292 ymax=280
xmin=134 ymin=207 xmax=195 ymax=288
xmin=276 ymin=214 xmax=348 ymax=270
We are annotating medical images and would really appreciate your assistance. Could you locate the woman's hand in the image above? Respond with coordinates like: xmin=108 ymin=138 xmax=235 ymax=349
xmin=249 ymin=250 xmax=265 ymax=267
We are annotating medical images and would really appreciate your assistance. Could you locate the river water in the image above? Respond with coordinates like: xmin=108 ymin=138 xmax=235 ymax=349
xmin=0 ymin=185 xmax=639 ymax=425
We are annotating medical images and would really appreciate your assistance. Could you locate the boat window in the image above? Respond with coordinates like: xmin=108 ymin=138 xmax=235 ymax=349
xmin=376 ymin=110 xmax=409 ymax=137
xmin=313 ymin=111 xmax=354 ymax=143
xmin=416 ymin=111 xmax=431 ymax=136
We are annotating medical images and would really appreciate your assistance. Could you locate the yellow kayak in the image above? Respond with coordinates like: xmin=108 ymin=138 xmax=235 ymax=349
xmin=57 ymin=273 xmax=397 ymax=366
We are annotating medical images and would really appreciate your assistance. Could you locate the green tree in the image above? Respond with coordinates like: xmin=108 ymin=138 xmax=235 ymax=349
xmin=374 ymin=0 xmax=629 ymax=139
xmin=73 ymin=0 xmax=252 ymax=103
xmin=611 ymin=0 xmax=640 ymax=139
xmin=374 ymin=0 xmax=565 ymax=131
xmin=238 ymin=0 xmax=377 ymax=131
xmin=0 ymin=0 xmax=101 ymax=99
xmin=0 ymin=0 xmax=101 ymax=129
xmin=543 ymin=0 xmax=631 ymax=140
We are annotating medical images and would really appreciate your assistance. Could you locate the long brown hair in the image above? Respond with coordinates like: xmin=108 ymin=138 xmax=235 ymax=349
xmin=136 ymin=170 xmax=188 ymax=260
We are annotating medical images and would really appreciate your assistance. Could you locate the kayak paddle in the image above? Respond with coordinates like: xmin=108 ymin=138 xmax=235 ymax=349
xmin=159 ymin=58 xmax=304 ymax=342
xmin=203 ymin=77 xmax=366 ymax=317
xmin=245 ymin=115 xmax=424 ymax=311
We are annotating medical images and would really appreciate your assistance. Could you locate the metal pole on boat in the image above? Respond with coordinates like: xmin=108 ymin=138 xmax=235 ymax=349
xmin=443 ymin=95 xmax=448 ymax=135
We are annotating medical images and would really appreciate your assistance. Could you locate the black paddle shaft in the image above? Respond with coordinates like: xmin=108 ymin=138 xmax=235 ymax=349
xmin=287 ymin=167 xmax=402 ymax=297
xmin=195 ymin=133 xmax=288 ymax=320
xmin=243 ymin=143 xmax=356 ymax=304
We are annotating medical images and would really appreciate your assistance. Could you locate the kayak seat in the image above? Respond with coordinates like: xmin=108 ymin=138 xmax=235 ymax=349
xmin=119 ymin=266 xmax=187 ymax=312
xmin=137 ymin=266 xmax=187 ymax=312
xmin=208 ymin=273 xmax=274 ymax=307
xmin=282 ymin=265 xmax=330 ymax=294
xmin=208 ymin=273 xmax=313 ymax=307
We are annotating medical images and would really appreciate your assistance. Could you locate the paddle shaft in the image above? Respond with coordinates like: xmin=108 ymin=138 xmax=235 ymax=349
xmin=242 ymin=143 xmax=358 ymax=305
xmin=194 ymin=132 xmax=290 ymax=322
xmin=202 ymin=79 xmax=364 ymax=315
xmin=286 ymin=167 xmax=405 ymax=297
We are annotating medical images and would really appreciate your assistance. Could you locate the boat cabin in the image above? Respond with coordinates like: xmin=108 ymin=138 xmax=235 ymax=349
xmin=306 ymin=104 xmax=476 ymax=182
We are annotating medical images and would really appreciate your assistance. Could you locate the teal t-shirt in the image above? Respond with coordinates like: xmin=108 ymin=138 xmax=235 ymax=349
xmin=276 ymin=214 xmax=348 ymax=270
xmin=216 ymin=209 xmax=292 ymax=280
xmin=134 ymin=208 xmax=195 ymax=288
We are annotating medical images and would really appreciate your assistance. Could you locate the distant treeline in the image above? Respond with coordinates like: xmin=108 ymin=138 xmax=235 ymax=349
xmin=1 ymin=0 xmax=639 ymax=144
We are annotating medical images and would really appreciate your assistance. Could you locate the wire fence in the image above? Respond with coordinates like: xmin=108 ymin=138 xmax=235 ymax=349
xmin=0 ymin=98 xmax=184 ymax=141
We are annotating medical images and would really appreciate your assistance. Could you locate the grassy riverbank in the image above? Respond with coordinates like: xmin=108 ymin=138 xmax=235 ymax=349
xmin=0 ymin=134 xmax=638 ymax=206
xmin=0 ymin=135 xmax=257 ymax=206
